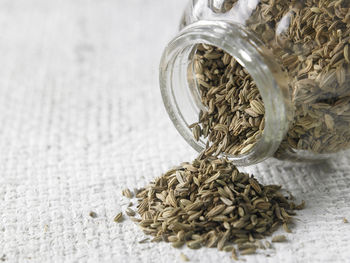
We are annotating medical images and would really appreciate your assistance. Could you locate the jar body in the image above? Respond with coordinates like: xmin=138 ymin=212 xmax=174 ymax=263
xmin=160 ymin=0 xmax=350 ymax=164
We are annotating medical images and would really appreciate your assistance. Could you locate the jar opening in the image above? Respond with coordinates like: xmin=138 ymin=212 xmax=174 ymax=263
xmin=160 ymin=21 xmax=290 ymax=166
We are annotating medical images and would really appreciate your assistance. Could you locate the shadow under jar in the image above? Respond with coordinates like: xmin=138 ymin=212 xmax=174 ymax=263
xmin=160 ymin=0 xmax=350 ymax=166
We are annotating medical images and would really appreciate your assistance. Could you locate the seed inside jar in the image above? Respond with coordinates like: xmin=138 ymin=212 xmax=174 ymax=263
xmin=190 ymin=0 xmax=350 ymax=157
xmin=191 ymin=44 xmax=265 ymax=157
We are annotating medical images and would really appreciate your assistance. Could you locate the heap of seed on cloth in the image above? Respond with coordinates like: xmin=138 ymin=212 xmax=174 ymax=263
xmin=132 ymin=157 xmax=304 ymax=259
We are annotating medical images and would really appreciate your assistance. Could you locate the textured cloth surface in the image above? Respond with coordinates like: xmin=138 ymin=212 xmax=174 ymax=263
xmin=0 ymin=1 xmax=349 ymax=262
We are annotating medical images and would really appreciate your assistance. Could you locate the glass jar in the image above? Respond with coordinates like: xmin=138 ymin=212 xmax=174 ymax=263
xmin=160 ymin=0 xmax=350 ymax=166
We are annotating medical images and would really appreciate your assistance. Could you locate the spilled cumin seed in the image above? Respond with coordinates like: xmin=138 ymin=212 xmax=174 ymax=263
xmin=114 ymin=212 xmax=123 ymax=223
xmin=271 ymin=235 xmax=287 ymax=243
xmin=122 ymin=188 xmax=133 ymax=198
xmin=135 ymin=156 xmax=302 ymax=260
xmin=89 ymin=211 xmax=97 ymax=218
xmin=180 ymin=253 xmax=190 ymax=262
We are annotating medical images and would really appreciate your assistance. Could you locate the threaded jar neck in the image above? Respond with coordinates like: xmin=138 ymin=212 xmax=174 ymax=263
xmin=160 ymin=20 xmax=291 ymax=166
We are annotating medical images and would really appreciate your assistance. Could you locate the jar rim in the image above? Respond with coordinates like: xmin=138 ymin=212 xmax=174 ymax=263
xmin=160 ymin=20 xmax=290 ymax=166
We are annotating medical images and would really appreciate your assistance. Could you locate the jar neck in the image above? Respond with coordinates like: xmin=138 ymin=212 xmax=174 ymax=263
xmin=160 ymin=20 xmax=292 ymax=166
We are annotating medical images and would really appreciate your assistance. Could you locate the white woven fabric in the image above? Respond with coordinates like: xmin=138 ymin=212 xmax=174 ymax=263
xmin=0 ymin=0 xmax=349 ymax=262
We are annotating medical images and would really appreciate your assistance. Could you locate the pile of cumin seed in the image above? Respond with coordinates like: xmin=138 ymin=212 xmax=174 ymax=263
xmin=132 ymin=157 xmax=303 ymax=260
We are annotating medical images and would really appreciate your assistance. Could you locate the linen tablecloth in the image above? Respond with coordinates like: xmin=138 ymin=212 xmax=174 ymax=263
xmin=0 ymin=1 xmax=349 ymax=262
